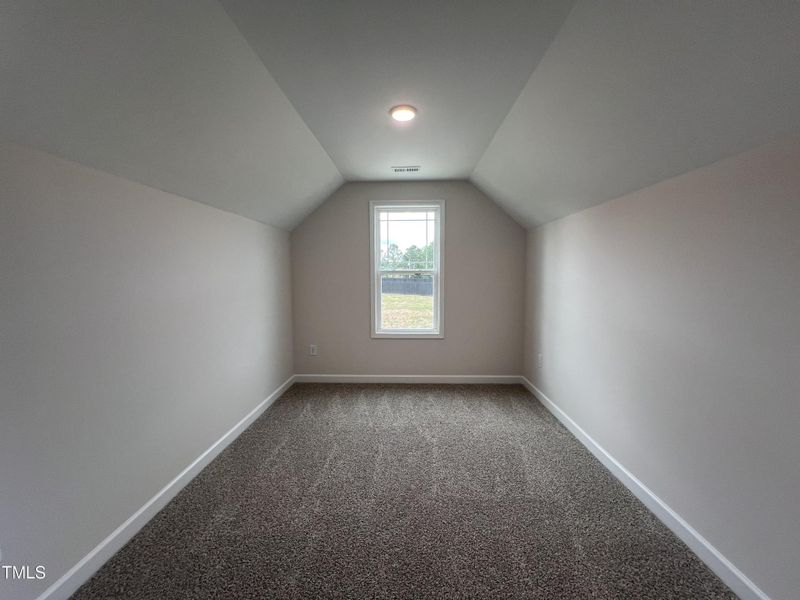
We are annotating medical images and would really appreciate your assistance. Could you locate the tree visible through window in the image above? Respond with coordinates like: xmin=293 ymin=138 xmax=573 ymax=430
xmin=371 ymin=202 xmax=443 ymax=337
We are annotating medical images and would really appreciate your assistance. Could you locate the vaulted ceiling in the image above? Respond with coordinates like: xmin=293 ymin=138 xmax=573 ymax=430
xmin=472 ymin=1 xmax=800 ymax=227
xmin=219 ymin=0 xmax=574 ymax=181
xmin=0 ymin=0 xmax=342 ymax=230
xmin=3 ymin=1 xmax=800 ymax=230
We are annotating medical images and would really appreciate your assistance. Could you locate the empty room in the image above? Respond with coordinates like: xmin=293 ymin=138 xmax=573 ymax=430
xmin=1 ymin=1 xmax=798 ymax=599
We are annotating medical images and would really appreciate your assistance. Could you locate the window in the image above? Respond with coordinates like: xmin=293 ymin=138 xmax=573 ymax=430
xmin=371 ymin=201 xmax=443 ymax=338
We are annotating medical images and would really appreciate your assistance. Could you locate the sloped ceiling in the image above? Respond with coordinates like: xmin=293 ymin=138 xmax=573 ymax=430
xmin=3 ymin=1 xmax=800 ymax=230
xmin=472 ymin=1 xmax=800 ymax=227
xmin=219 ymin=0 xmax=575 ymax=181
xmin=0 ymin=0 xmax=342 ymax=230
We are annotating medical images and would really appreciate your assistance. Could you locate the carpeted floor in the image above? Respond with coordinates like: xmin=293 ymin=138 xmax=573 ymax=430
xmin=72 ymin=384 xmax=736 ymax=599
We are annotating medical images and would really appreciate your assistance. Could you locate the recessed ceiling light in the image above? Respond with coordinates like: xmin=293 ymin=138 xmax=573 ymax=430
xmin=390 ymin=105 xmax=416 ymax=122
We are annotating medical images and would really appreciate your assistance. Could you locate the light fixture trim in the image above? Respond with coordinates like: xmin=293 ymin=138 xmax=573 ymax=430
xmin=390 ymin=105 xmax=417 ymax=122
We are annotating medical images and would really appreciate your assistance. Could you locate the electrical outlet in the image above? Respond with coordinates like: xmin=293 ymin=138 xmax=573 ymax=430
xmin=537 ymin=353 xmax=543 ymax=368
xmin=309 ymin=344 xmax=318 ymax=356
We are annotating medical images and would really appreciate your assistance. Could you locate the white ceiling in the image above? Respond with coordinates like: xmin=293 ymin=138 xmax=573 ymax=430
xmin=472 ymin=0 xmax=800 ymax=227
xmin=0 ymin=0 xmax=342 ymax=230
xmin=3 ymin=1 xmax=800 ymax=230
xmin=220 ymin=0 xmax=575 ymax=181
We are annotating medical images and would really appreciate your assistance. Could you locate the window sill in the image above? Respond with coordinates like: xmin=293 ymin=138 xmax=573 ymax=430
xmin=372 ymin=332 xmax=444 ymax=339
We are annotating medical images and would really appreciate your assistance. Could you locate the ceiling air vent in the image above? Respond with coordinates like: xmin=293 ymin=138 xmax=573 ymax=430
xmin=391 ymin=165 xmax=421 ymax=174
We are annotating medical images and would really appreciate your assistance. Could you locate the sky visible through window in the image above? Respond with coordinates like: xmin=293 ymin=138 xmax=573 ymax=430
xmin=379 ymin=210 xmax=436 ymax=271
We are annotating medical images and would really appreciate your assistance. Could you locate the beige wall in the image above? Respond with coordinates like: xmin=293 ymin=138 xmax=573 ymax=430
xmin=292 ymin=181 xmax=525 ymax=375
xmin=0 ymin=143 xmax=293 ymax=600
xmin=524 ymin=138 xmax=800 ymax=600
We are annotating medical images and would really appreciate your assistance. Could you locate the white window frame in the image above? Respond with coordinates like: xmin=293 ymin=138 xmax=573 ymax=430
xmin=370 ymin=200 xmax=444 ymax=339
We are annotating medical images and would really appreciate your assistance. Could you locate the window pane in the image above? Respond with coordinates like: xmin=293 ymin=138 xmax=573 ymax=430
xmin=386 ymin=211 xmax=429 ymax=221
xmin=378 ymin=209 xmax=436 ymax=270
xmin=380 ymin=273 xmax=433 ymax=330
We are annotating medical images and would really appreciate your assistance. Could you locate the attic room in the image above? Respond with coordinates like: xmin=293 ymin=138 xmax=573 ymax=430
xmin=1 ymin=2 xmax=798 ymax=599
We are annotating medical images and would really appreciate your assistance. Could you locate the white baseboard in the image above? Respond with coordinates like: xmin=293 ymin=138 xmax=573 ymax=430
xmin=36 ymin=375 xmax=296 ymax=600
xmin=518 ymin=377 xmax=770 ymax=600
xmin=37 ymin=374 xmax=769 ymax=600
xmin=293 ymin=373 xmax=522 ymax=384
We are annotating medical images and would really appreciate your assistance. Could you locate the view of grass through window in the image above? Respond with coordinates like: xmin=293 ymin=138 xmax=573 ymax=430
xmin=380 ymin=274 xmax=434 ymax=329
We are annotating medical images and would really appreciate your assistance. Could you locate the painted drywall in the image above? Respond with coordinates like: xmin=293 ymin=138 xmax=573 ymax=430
xmin=0 ymin=143 xmax=293 ymax=600
xmin=473 ymin=0 xmax=800 ymax=227
xmin=0 ymin=0 xmax=342 ymax=230
xmin=222 ymin=0 xmax=575 ymax=180
xmin=524 ymin=137 xmax=800 ymax=600
xmin=292 ymin=181 xmax=525 ymax=375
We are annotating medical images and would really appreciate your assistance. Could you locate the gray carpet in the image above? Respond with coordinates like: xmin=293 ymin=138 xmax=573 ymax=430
xmin=72 ymin=384 xmax=736 ymax=599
